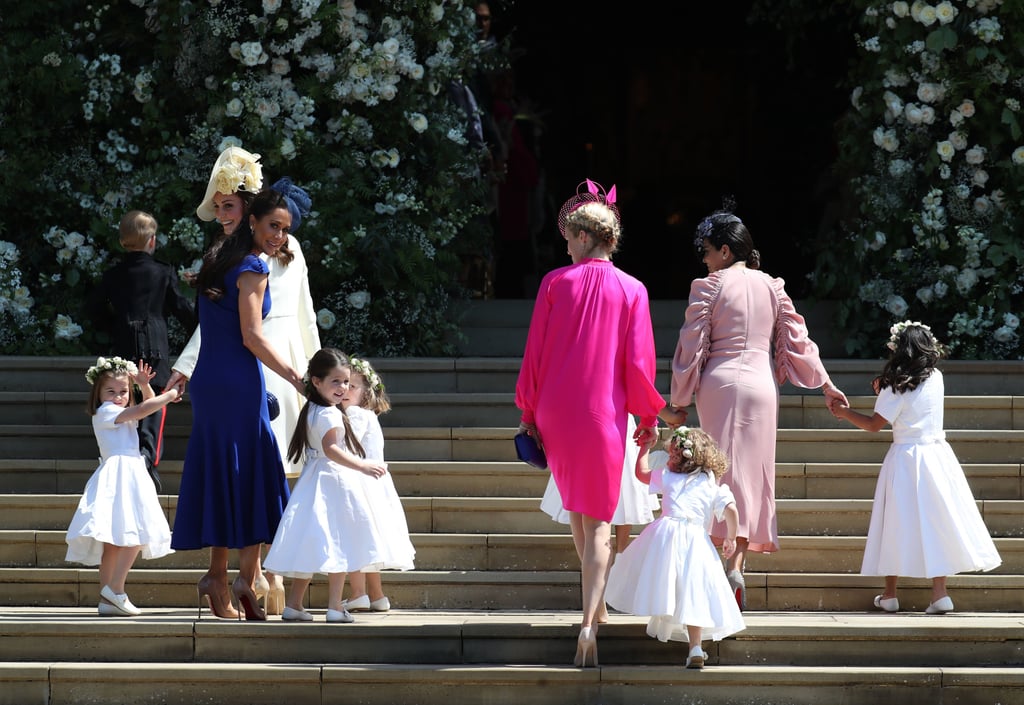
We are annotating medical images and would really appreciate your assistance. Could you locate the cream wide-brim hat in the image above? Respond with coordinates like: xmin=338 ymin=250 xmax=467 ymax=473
xmin=195 ymin=146 xmax=264 ymax=221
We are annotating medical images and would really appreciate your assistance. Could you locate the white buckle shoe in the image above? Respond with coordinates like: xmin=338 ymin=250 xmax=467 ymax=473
xmin=326 ymin=608 xmax=355 ymax=623
xmin=99 ymin=585 xmax=142 ymax=616
xmin=685 ymin=645 xmax=707 ymax=669
xmin=925 ymin=596 xmax=954 ymax=614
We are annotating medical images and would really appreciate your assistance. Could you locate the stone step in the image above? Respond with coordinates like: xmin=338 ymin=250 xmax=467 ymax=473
xmin=4 ymin=425 xmax=1024 ymax=464
xmin=1 ymin=494 xmax=1020 ymax=538
xmin=0 ymin=568 xmax=1021 ymax=612
xmin=2 ymin=458 xmax=1021 ymax=501
xmin=2 ymin=660 xmax=1022 ymax=705
xmin=6 ymin=355 xmax=1024 ymax=396
xmin=5 ymin=530 xmax=1023 ymax=575
xmin=0 ymin=608 xmax=1022 ymax=670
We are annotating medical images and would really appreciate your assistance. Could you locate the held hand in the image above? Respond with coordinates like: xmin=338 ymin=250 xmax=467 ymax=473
xmin=166 ymin=370 xmax=188 ymax=401
xmin=722 ymin=537 xmax=737 ymax=559
xmin=633 ymin=424 xmax=658 ymax=449
xmin=823 ymin=383 xmax=848 ymax=418
xmin=659 ymin=405 xmax=688 ymax=429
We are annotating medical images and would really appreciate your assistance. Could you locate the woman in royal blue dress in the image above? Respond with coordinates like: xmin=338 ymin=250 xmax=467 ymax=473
xmin=172 ymin=187 xmax=306 ymax=620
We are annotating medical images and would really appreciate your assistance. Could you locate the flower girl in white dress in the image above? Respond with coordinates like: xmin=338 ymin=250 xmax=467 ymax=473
xmin=264 ymin=349 xmax=388 ymax=623
xmin=66 ymin=357 xmax=179 ymax=616
xmin=605 ymin=426 xmax=745 ymax=669
xmin=340 ymin=356 xmax=415 ymax=613
xmin=832 ymin=321 xmax=1001 ymax=614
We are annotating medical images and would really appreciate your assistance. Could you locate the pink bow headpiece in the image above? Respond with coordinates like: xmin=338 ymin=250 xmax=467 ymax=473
xmin=557 ymin=178 xmax=621 ymax=236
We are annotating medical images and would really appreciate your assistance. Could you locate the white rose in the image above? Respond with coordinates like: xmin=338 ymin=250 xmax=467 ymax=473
xmin=965 ymin=146 xmax=986 ymax=164
xmin=263 ymin=0 xmax=282 ymax=13
xmin=915 ymin=287 xmax=934 ymax=304
xmin=916 ymin=82 xmax=942 ymax=103
xmin=904 ymin=103 xmax=923 ymax=124
xmin=933 ymin=281 xmax=948 ymax=298
xmin=935 ymin=1 xmax=957 ymax=24
xmin=920 ymin=105 xmax=935 ymax=124
xmin=430 ymin=3 xmax=444 ymax=21
xmin=347 ymin=291 xmax=371 ymax=309
xmin=956 ymin=268 xmax=979 ymax=294
xmin=885 ymin=295 xmax=909 ymax=317
xmin=407 ymin=112 xmax=428 ymax=133
xmin=993 ymin=326 xmax=1016 ymax=343
xmin=869 ymin=231 xmax=887 ymax=250
xmin=1004 ymin=313 xmax=1020 ymax=329
xmin=316 ymin=309 xmax=336 ymax=330
xmin=948 ymin=132 xmax=967 ymax=150
xmin=973 ymin=169 xmax=989 ymax=187
xmin=1012 ymin=146 xmax=1024 ymax=165
xmin=893 ymin=1 xmax=910 ymax=17
xmin=271 ymin=58 xmax=290 ymax=75
xmin=918 ymin=5 xmax=937 ymax=25
xmin=974 ymin=196 xmax=992 ymax=214
xmin=949 ymin=110 xmax=964 ymax=127
xmin=958 ymin=100 xmax=976 ymax=118
xmin=936 ymin=141 xmax=955 ymax=162
xmin=225 ymin=98 xmax=244 ymax=117
xmin=280 ymin=137 xmax=296 ymax=160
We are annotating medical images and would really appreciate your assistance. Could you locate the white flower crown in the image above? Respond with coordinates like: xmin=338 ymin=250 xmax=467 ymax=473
xmin=887 ymin=320 xmax=932 ymax=351
xmin=349 ymin=356 xmax=383 ymax=392
xmin=670 ymin=425 xmax=695 ymax=459
xmin=85 ymin=356 xmax=138 ymax=385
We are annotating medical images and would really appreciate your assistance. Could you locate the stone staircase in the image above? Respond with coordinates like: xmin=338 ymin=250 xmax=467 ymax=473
xmin=0 ymin=299 xmax=1023 ymax=704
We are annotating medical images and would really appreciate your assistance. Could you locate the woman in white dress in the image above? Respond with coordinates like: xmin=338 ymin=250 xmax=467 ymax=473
xmin=605 ymin=426 xmax=745 ymax=669
xmin=832 ymin=321 xmax=1001 ymax=614
xmin=167 ymin=148 xmax=321 ymax=616
xmin=265 ymin=348 xmax=389 ymax=622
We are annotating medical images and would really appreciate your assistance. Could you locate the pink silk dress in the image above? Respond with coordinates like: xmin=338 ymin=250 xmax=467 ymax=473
xmin=516 ymin=258 xmax=665 ymax=522
xmin=670 ymin=267 xmax=829 ymax=553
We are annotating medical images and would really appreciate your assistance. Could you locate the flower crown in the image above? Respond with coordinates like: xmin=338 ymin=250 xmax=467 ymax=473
xmin=349 ymin=356 xmax=384 ymax=392
xmin=670 ymin=425 xmax=695 ymax=459
xmin=85 ymin=356 xmax=138 ymax=385
xmin=887 ymin=320 xmax=932 ymax=351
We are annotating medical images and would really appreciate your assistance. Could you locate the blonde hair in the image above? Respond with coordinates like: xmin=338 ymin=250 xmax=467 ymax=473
xmin=563 ymin=202 xmax=621 ymax=254
xmin=666 ymin=428 xmax=728 ymax=479
xmin=119 ymin=210 xmax=157 ymax=251
xmin=349 ymin=357 xmax=391 ymax=415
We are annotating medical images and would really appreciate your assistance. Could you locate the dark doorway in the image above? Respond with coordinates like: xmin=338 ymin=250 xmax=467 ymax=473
xmin=485 ymin=2 xmax=855 ymax=299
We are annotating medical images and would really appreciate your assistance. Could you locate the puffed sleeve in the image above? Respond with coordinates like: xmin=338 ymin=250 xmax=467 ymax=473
xmin=240 ymin=255 xmax=269 ymax=276
xmin=514 ymin=272 xmax=554 ymax=426
xmin=290 ymin=236 xmax=321 ymax=360
xmin=712 ymin=482 xmax=736 ymax=522
xmin=624 ymin=282 xmax=666 ymax=429
xmin=770 ymin=277 xmax=829 ymax=389
xmin=670 ymin=274 xmax=722 ymax=408
xmin=873 ymin=385 xmax=902 ymax=424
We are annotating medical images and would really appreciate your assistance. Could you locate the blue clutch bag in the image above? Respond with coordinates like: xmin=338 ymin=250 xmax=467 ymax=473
xmin=514 ymin=431 xmax=547 ymax=469
xmin=266 ymin=392 xmax=280 ymax=421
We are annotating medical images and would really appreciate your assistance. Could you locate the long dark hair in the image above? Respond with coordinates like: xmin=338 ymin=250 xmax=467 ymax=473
xmin=877 ymin=324 xmax=944 ymax=394
xmin=287 ymin=348 xmax=365 ymax=465
xmin=196 ymin=187 xmax=292 ymax=300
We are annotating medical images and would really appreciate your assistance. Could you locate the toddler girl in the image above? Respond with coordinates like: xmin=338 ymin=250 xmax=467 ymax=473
xmin=832 ymin=321 xmax=1001 ymax=614
xmin=605 ymin=426 xmax=745 ymax=669
xmin=340 ymin=356 xmax=416 ymax=613
xmin=66 ymin=356 xmax=179 ymax=616
xmin=264 ymin=348 xmax=388 ymax=622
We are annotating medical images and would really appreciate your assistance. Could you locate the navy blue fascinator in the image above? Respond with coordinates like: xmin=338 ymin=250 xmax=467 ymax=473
xmin=271 ymin=177 xmax=312 ymax=233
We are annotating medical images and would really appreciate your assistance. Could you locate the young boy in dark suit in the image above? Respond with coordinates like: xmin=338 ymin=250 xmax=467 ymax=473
xmin=88 ymin=210 xmax=197 ymax=492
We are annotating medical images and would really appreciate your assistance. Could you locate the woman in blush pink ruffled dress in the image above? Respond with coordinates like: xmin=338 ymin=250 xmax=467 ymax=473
xmin=668 ymin=206 xmax=848 ymax=611
xmin=515 ymin=180 xmax=665 ymax=668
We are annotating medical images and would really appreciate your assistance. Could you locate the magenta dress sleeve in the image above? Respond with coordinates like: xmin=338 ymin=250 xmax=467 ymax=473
xmin=770 ymin=277 xmax=829 ymax=389
xmin=515 ymin=274 xmax=553 ymax=426
xmin=624 ymin=283 xmax=666 ymax=429
xmin=670 ymin=274 xmax=720 ymax=408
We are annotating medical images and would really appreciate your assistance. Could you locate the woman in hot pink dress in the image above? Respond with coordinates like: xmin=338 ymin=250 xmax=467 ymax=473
xmin=670 ymin=208 xmax=847 ymax=610
xmin=516 ymin=180 xmax=665 ymax=668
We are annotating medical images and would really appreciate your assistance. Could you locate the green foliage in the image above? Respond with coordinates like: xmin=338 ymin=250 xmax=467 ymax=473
xmin=811 ymin=0 xmax=1024 ymax=359
xmin=0 ymin=0 xmax=496 ymax=356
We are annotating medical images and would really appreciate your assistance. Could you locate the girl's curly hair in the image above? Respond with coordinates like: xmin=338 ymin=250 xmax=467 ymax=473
xmin=666 ymin=427 xmax=728 ymax=479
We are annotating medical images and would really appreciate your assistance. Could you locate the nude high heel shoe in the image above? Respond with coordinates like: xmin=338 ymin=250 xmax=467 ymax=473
xmin=232 ymin=576 xmax=267 ymax=621
xmin=265 ymin=573 xmax=285 ymax=616
xmin=253 ymin=573 xmax=270 ymax=605
xmin=197 ymin=574 xmax=240 ymax=620
xmin=573 ymin=626 xmax=599 ymax=668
